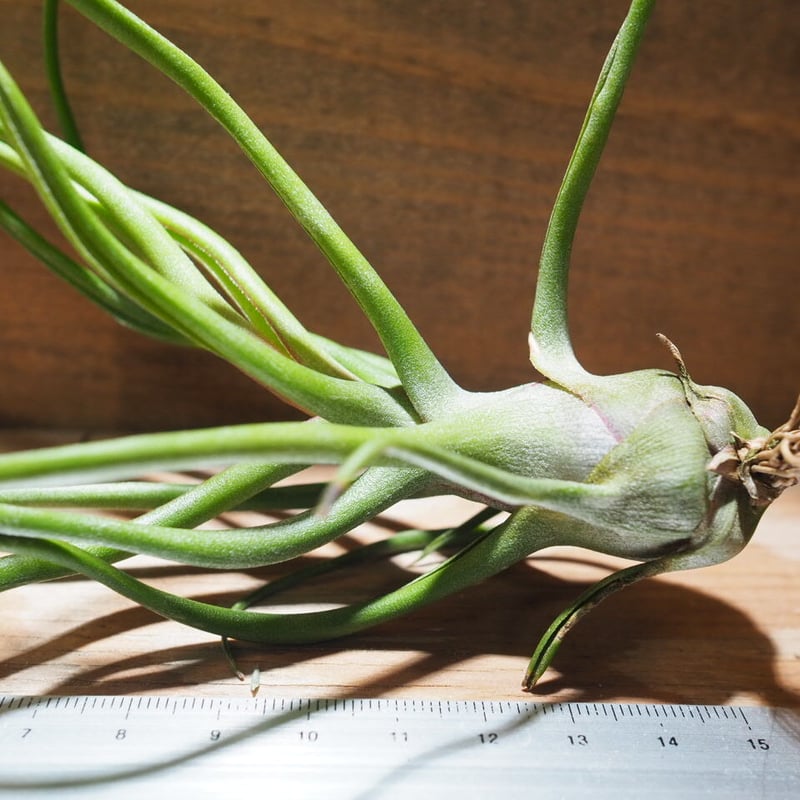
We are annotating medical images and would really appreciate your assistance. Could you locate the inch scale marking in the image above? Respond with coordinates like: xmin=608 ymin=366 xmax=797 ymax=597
xmin=0 ymin=697 xmax=797 ymax=798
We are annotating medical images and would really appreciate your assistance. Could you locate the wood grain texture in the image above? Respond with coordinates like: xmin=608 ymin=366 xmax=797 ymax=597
xmin=1 ymin=433 xmax=798 ymax=706
xmin=0 ymin=1 xmax=798 ymax=431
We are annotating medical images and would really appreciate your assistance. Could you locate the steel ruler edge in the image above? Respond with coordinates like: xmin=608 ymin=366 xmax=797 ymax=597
xmin=0 ymin=696 xmax=798 ymax=798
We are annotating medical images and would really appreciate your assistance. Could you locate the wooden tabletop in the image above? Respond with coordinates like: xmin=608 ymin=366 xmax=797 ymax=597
xmin=2 ymin=431 xmax=798 ymax=708
xmin=1 ymin=1 xmax=798 ymax=712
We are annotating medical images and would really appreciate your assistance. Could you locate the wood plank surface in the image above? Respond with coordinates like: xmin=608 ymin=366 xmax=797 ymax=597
xmin=0 ymin=1 xmax=797 ymax=708
xmin=1 ymin=431 xmax=798 ymax=706
xmin=0 ymin=1 xmax=798 ymax=431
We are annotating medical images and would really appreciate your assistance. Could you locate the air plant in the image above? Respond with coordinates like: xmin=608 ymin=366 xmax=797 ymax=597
xmin=0 ymin=0 xmax=796 ymax=691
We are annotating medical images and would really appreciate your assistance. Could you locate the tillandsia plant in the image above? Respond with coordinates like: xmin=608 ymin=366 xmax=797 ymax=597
xmin=0 ymin=0 xmax=797 ymax=690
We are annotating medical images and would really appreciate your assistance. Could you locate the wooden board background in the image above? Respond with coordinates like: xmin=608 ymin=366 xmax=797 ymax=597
xmin=0 ymin=0 xmax=797 ymax=433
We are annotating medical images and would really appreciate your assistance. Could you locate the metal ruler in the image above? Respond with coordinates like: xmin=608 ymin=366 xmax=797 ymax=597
xmin=0 ymin=696 xmax=797 ymax=798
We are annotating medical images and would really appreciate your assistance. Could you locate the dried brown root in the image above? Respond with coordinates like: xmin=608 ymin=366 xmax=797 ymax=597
xmin=709 ymin=395 xmax=800 ymax=506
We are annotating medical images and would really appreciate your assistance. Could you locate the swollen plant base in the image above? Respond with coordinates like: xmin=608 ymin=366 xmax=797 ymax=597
xmin=0 ymin=0 xmax=796 ymax=691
